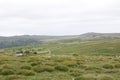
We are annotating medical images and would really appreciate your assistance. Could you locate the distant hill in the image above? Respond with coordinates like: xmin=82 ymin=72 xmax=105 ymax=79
xmin=0 ymin=35 xmax=63 ymax=48
xmin=79 ymin=32 xmax=120 ymax=41
xmin=48 ymin=32 xmax=120 ymax=43
xmin=1 ymin=33 xmax=120 ymax=48
xmin=81 ymin=32 xmax=120 ymax=38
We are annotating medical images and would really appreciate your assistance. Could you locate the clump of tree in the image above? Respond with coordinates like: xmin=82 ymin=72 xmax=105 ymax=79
xmin=14 ymin=48 xmax=38 ymax=56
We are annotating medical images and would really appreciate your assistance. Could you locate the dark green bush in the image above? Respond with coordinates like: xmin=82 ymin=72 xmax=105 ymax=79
xmin=75 ymin=76 xmax=96 ymax=80
xmin=75 ymin=77 xmax=87 ymax=80
xmin=5 ymin=75 xmax=21 ymax=80
xmin=69 ymin=69 xmax=83 ymax=77
xmin=2 ymin=64 xmax=14 ymax=69
xmin=73 ymin=54 xmax=79 ymax=56
xmin=17 ymin=70 xmax=35 ymax=76
xmin=44 ymin=66 xmax=54 ymax=72
xmin=20 ymin=65 xmax=31 ymax=70
xmin=100 ymin=76 xmax=113 ymax=80
xmin=0 ymin=69 xmax=14 ymax=75
xmin=62 ymin=61 xmax=77 ymax=67
xmin=114 ymin=63 xmax=120 ymax=68
xmin=33 ymin=66 xmax=54 ymax=73
xmin=103 ymin=64 xmax=114 ymax=69
xmin=85 ymin=66 xmax=101 ymax=71
xmin=55 ymin=65 xmax=69 ymax=72
xmin=31 ymin=62 xmax=40 ymax=66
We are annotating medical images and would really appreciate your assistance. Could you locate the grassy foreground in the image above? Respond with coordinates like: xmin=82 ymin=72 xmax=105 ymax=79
xmin=0 ymin=40 xmax=120 ymax=80
xmin=0 ymin=54 xmax=119 ymax=80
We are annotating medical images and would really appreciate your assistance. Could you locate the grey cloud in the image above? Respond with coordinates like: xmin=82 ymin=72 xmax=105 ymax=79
xmin=0 ymin=0 xmax=120 ymax=36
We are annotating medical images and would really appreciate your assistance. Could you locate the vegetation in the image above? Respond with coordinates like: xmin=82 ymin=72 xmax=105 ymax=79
xmin=1 ymin=32 xmax=120 ymax=48
xmin=0 ymin=35 xmax=120 ymax=80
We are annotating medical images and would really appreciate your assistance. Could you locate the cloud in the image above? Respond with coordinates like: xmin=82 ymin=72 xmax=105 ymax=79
xmin=0 ymin=0 xmax=120 ymax=36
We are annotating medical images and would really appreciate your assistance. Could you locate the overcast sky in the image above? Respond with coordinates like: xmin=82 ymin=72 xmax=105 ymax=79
xmin=0 ymin=0 xmax=120 ymax=36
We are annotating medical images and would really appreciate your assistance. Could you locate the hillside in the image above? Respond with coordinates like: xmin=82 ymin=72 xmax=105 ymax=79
xmin=1 ymin=32 xmax=120 ymax=48
xmin=3 ymin=39 xmax=120 ymax=56
xmin=0 ymin=39 xmax=120 ymax=80
xmin=0 ymin=35 xmax=65 ymax=48
xmin=0 ymin=34 xmax=120 ymax=80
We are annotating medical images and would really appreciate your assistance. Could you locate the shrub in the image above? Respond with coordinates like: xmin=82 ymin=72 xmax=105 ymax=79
xmin=114 ymin=63 xmax=120 ymax=68
xmin=100 ymin=75 xmax=113 ymax=80
xmin=75 ymin=77 xmax=85 ymax=80
xmin=33 ymin=66 xmax=54 ymax=73
xmin=62 ymin=61 xmax=77 ymax=67
xmin=17 ymin=70 xmax=35 ymax=76
xmin=85 ymin=66 xmax=101 ymax=71
xmin=55 ymin=65 xmax=69 ymax=72
xmin=69 ymin=69 xmax=83 ymax=77
xmin=73 ymin=54 xmax=79 ymax=56
xmin=2 ymin=64 xmax=14 ymax=69
xmin=31 ymin=62 xmax=40 ymax=66
xmin=75 ymin=76 xmax=96 ymax=80
xmin=0 ymin=61 xmax=5 ymax=65
xmin=5 ymin=75 xmax=21 ymax=80
xmin=44 ymin=66 xmax=54 ymax=72
xmin=20 ymin=65 xmax=31 ymax=70
xmin=103 ymin=64 xmax=114 ymax=69
xmin=104 ymin=69 xmax=118 ymax=73
xmin=0 ymin=69 xmax=14 ymax=75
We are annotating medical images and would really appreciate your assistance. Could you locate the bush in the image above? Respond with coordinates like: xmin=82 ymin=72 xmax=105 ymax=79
xmin=103 ymin=64 xmax=114 ymax=69
xmin=5 ymin=75 xmax=21 ymax=80
xmin=114 ymin=63 xmax=120 ymax=68
xmin=33 ymin=66 xmax=54 ymax=73
xmin=17 ymin=70 xmax=35 ymax=76
xmin=75 ymin=76 xmax=96 ymax=80
xmin=20 ymin=65 xmax=31 ymax=70
xmin=62 ymin=61 xmax=77 ymax=67
xmin=2 ymin=64 xmax=14 ymax=69
xmin=75 ymin=77 xmax=85 ymax=80
xmin=73 ymin=54 xmax=79 ymax=56
xmin=104 ymin=69 xmax=118 ymax=73
xmin=55 ymin=65 xmax=69 ymax=72
xmin=0 ymin=69 xmax=14 ymax=75
xmin=85 ymin=66 xmax=101 ymax=71
xmin=44 ymin=66 xmax=54 ymax=72
xmin=69 ymin=69 xmax=83 ymax=77
xmin=100 ymin=75 xmax=113 ymax=80
xmin=31 ymin=62 xmax=40 ymax=66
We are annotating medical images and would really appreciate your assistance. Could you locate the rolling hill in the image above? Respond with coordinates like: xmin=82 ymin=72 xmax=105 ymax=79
xmin=1 ymin=32 xmax=120 ymax=48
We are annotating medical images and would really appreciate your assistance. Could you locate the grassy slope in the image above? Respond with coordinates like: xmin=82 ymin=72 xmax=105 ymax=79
xmin=0 ymin=54 xmax=120 ymax=80
xmin=0 ymin=40 xmax=120 ymax=80
xmin=35 ymin=40 xmax=120 ymax=56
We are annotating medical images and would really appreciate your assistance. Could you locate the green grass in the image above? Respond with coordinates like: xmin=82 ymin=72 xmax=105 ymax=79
xmin=0 ymin=40 xmax=120 ymax=80
xmin=0 ymin=54 xmax=119 ymax=80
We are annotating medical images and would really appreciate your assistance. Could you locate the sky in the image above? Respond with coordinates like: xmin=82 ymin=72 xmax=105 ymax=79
xmin=0 ymin=0 xmax=120 ymax=36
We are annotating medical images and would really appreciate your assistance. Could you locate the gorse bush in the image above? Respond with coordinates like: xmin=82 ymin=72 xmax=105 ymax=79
xmin=55 ymin=65 xmax=69 ymax=72
xmin=69 ymin=69 xmax=83 ymax=77
xmin=5 ymin=75 xmax=22 ymax=80
xmin=44 ymin=66 xmax=54 ymax=72
xmin=62 ymin=61 xmax=77 ymax=67
xmin=85 ymin=66 xmax=102 ymax=71
xmin=33 ymin=65 xmax=54 ymax=73
xmin=31 ymin=62 xmax=40 ymax=66
xmin=0 ymin=69 xmax=14 ymax=75
xmin=20 ymin=65 xmax=31 ymax=70
xmin=17 ymin=70 xmax=35 ymax=76
xmin=75 ymin=77 xmax=85 ymax=80
xmin=2 ymin=64 xmax=14 ymax=69
xmin=75 ymin=76 xmax=96 ymax=80
xmin=114 ymin=63 xmax=120 ymax=68
xmin=100 ymin=75 xmax=113 ymax=80
xmin=103 ymin=64 xmax=114 ymax=69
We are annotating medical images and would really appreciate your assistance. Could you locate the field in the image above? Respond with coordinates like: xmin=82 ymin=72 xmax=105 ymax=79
xmin=0 ymin=40 xmax=120 ymax=80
